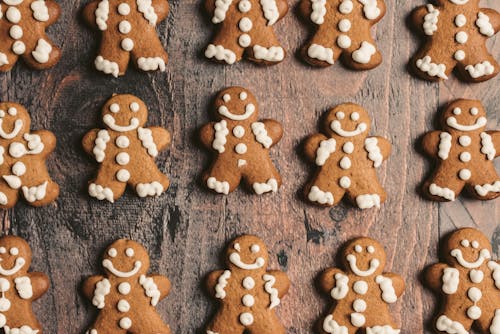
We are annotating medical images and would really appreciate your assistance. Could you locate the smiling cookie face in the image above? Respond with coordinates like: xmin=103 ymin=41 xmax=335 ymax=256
xmin=102 ymin=95 xmax=148 ymax=133
xmin=325 ymin=103 xmax=371 ymax=139
xmin=444 ymin=228 xmax=492 ymax=269
xmin=225 ymin=235 xmax=269 ymax=271
xmin=0 ymin=103 xmax=30 ymax=142
xmin=0 ymin=235 xmax=31 ymax=277
xmin=214 ymin=87 xmax=259 ymax=123
xmin=442 ymin=100 xmax=487 ymax=133
xmin=342 ymin=237 xmax=386 ymax=278
xmin=102 ymin=239 xmax=150 ymax=278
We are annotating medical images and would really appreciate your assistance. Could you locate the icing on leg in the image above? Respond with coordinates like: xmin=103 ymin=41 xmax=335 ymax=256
xmin=322 ymin=313 xmax=356 ymax=334
xmin=435 ymin=314 xmax=471 ymax=334
xmin=243 ymin=158 xmax=281 ymax=195
xmin=424 ymin=165 xmax=465 ymax=202
xmin=412 ymin=46 xmax=455 ymax=81
xmin=94 ymin=34 xmax=131 ymax=77
xmin=206 ymin=311 xmax=245 ymax=334
xmin=204 ymin=158 xmax=242 ymax=195
xmin=456 ymin=51 xmax=499 ymax=82
xmin=128 ymin=167 xmax=170 ymax=198
xmin=131 ymin=34 xmax=168 ymax=72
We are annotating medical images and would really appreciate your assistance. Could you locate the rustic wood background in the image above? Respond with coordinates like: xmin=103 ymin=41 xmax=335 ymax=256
xmin=0 ymin=0 xmax=498 ymax=332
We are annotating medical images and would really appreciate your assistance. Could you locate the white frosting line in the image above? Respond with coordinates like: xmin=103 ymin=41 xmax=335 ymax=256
xmin=330 ymin=273 xmax=349 ymax=300
xmin=429 ymin=183 xmax=455 ymax=201
xmin=263 ymin=274 xmax=280 ymax=309
xmin=465 ymin=61 xmax=495 ymax=79
xmin=352 ymin=41 xmax=376 ymax=64
xmin=137 ymin=0 xmax=158 ymax=25
xmin=212 ymin=120 xmax=229 ymax=153
xmin=102 ymin=259 xmax=142 ymax=277
xmin=92 ymin=278 xmax=110 ymax=309
xmin=475 ymin=181 xmax=500 ymax=197
xmin=423 ymin=4 xmax=439 ymax=35
xmin=260 ymin=0 xmax=279 ymax=25
xmin=476 ymin=12 xmax=494 ymax=37
xmin=438 ymin=132 xmax=452 ymax=160
xmin=205 ymin=44 xmax=236 ymax=64
xmin=346 ymin=254 xmax=379 ymax=276
xmin=212 ymin=0 xmax=232 ymax=24
xmin=214 ymin=270 xmax=231 ymax=299
xmin=229 ymin=252 xmax=265 ymax=270
xmin=316 ymin=138 xmax=336 ymax=166
xmin=364 ymin=137 xmax=383 ymax=167
xmin=307 ymin=44 xmax=334 ymax=64
xmin=310 ymin=0 xmax=326 ymax=24
xmin=416 ymin=56 xmax=448 ymax=79
xmin=95 ymin=0 xmax=109 ymax=30
xmin=253 ymin=45 xmax=284 ymax=62
xmin=308 ymin=185 xmax=334 ymax=205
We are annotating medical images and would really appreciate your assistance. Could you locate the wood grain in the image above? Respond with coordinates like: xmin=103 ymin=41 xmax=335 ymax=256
xmin=0 ymin=0 xmax=498 ymax=333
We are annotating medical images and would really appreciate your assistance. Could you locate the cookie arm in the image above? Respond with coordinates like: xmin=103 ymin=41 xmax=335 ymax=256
xmin=410 ymin=5 xmax=430 ymax=35
xmin=150 ymin=274 xmax=171 ymax=300
xmin=371 ymin=136 xmax=391 ymax=161
xmin=370 ymin=0 xmax=386 ymax=23
xmin=480 ymin=8 xmax=500 ymax=34
xmin=267 ymin=270 xmax=290 ymax=298
xmin=383 ymin=272 xmax=405 ymax=298
xmin=303 ymin=133 xmax=328 ymax=163
xmin=82 ymin=0 xmax=98 ymax=29
xmin=82 ymin=129 xmax=99 ymax=156
xmin=150 ymin=127 xmax=171 ymax=151
xmin=425 ymin=263 xmax=448 ymax=292
xmin=261 ymin=119 xmax=283 ymax=147
xmin=421 ymin=131 xmax=441 ymax=157
xmin=29 ymin=272 xmax=50 ymax=300
xmin=277 ymin=0 xmax=289 ymax=20
xmin=204 ymin=0 xmax=216 ymax=17
xmin=318 ymin=268 xmax=345 ymax=293
xmin=81 ymin=275 xmax=105 ymax=300
xmin=200 ymin=122 xmax=216 ymax=150
xmin=205 ymin=269 xmax=226 ymax=298
xmin=44 ymin=0 xmax=61 ymax=26
xmin=298 ymin=0 xmax=312 ymax=21
xmin=486 ymin=130 xmax=500 ymax=158
xmin=152 ymin=0 xmax=169 ymax=22
xmin=33 ymin=130 xmax=57 ymax=157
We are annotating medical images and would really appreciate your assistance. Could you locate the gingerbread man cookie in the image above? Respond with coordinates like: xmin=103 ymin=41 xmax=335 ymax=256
xmin=0 ymin=235 xmax=50 ymax=334
xmin=204 ymin=0 xmax=288 ymax=65
xmin=200 ymin=87 xmax=283 ymax=195
xmin=205 ymin=235 xmax=290 ymax=334
xmin=422 ymin=99 xmax=499 ymax=202
xmin=82 ymin=0 xmax=169 ymax=77
xmin=303 ymin=103 xmax=391 ymax=209
xmin=83 ymin=239 xmax=171 ymax=334
xmin=318 ymin=237 xmax=404 ymax=334
xmin=0 ymin=0 xmax=61 ymax=71
xmin=82 ymin=94 xmax=171 ymax=203
xmin=0 ymin=102 xmax=59 ymax=208
xmin=300 ymin=0 xmax=386 ymax=69
xmin=426 ymin=228 xmax=500 ymax=334
xmin=411 ymin=0 xmax=500 ymax=82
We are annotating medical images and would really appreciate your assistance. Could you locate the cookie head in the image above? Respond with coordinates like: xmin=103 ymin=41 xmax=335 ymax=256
xmin=442 ymin=100 xmax=486 ymax=133
xmin=445 ymin=228 xmax=492 ymax=269
xmin=102 ymin=239 xmax=150 ymax=278
xmin=214 ymin=87 xmax=259 ymax=123
xmin=325 ymin=104 xmax=371 ymax=139
xmin=102 ymin=95 xmax=148 ymax=133
xmin=0 ymin=103 xmax=30 ymax=141
xmin=0 ymin=236 xmax=31 ymax=277
xmin=225 ymin=235 xmax=269 ymax=271
xmin=342 ymin=237 xmax=386 ymax=277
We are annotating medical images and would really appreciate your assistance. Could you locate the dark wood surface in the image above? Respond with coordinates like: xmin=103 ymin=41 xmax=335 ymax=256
xmin=0 ymin=0 xmax=498 ymax=333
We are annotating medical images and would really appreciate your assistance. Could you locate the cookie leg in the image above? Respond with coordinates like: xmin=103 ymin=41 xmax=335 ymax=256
xmin=206 ymin=311 xmax=245 ymax=334
xmin=304 ymin=171 xmax=345 ymax=207
xmin=22 ymin=35 xmax=61 ymax=70
xmin=320 ymin=312 xmax=357 ymax=334
xmin=476 ymin=309 xmax=499 ymax=334
xmin=247 ymin=314 xmax=285 ymax=334
xmin=203 ymin=158 xmax=242 ymax=195
xmin=247 ymin=30 xmax=285 ymax=65
xmin=88 ymin=165 xmax=127 ymax=203
xmin=0 ymin=181 xmax=20 ymax=209
xmin=0 ymin=42 xmax=18 ymax=72
xmin=455 ymin=48 xmax=499 ymax=83
xmin=423 ymin=166 xmax=465 ymax=202
xmin=94 ymin=34 xmax=131 ymax=77
xmin=301 ymin=29 xmax=340 ymax=67
xmin=342 ymin=38 xmax=383 ymax=70
xmin=131 ymin=312 xmax=171 ymax=334
xmin=433 ymin=313 xmax=473 ymax=334
xmin=346 ymin=176 xmax=387 ymax=209
xmin=242 ymin=159 xmax=281 ymax=195
xmin=468 ymin=173 xmax=500 ymax=200
xmin=128 ymin=166 xmax=170 ymax=199
xmin=411 ymin=44 xmax=455 ymax=81
xmin=131 ymin=34 xmax=168 ymax=73
xmin=364 ymin=313 xmax=400 ymax=334
xmin=87 ymin=314 xmax=127 ymax=334
xmin=205 ymin=32 xmax=243 ymax=65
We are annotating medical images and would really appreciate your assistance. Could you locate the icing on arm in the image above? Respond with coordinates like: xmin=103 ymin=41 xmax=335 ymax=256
xmin=371 ymin=136 xmax=391 ymax=161
xmin=303 ymin=133 xmax=328 ymax=163
xmin=318 ymin=268 xmax=345 ymax=293
xmin=412 ymin=5 xmax=435 ymax=35
xmin=364 ymin=136 xmax=390 ymax=167
xmin=486 ymin=130 xmax=500 ymax=158
xmin=82 ymin=129 xmax=99 ymax=156
xmin=488 ymin=261 xmax=500 ymax=289
xmin=479 ymin=9 xmax=500 ymax=34
xmin=425 ymin=263 xmax=452 ymax=292
xmin=205 ymin=270 xmax=227 ymax=298
xmin=82 ymin=275 xmax=105 ymax=301
xmin=375 ymin=275 xmax=397 ymax=303
xmin=28 ymin=272 xmax=50 ymax=300
xmin=146 ymin=274 xmax=171 ymax=301
xmin=82 ymin=0 xmax=99 ymax=28
xmin=266 ymin=270 xmax=290 ymax=298
xmin=152 ymin=0 xmax=169 ymax=21
xmin=32 ymin=130 xmax=56 ymax=157
xmin=200 ymin=122 xmax=217 ymax=150
xmin=14 ymin=276 xmax=33 ymax=299
xmin=260 ymin=119 xmax=283 ymax=147
xmin=380 ymin=272 xmax=405 ymax=298
xmin=148 ymin=126 xmax=171 ymax=151
xmin=421 ymin=131 xmax=442 ymax=157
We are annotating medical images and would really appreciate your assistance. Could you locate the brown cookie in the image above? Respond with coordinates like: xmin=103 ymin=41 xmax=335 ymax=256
xmin=421 ymin=99 xmax=499 ymax=202
xmin=0 ymin=102 xmax=59 ymax=208
xmin=0 ymin=0 xmax=61 ymax=71
xmin=318 ymin=237 xmax=404 ymax=334
xmin=205 ymin=235 xmax=290 ymax=334
xmin=82 ymin=0 xmax=169 ymax=77
xmin=300 ymin=0 xmax=386 ymax=70
xmin=200 ymin=87 xmax=283 ymax=195
xmin=203 ymin=0 xmax=288 ymax=65
xmin=82 ymin=239 xmax=171 ymax=334
xmin=410 ymin=0 xmax=500 ymax=82
xmin=303 ymin=103 xmax=391 ymax=209
xmin=425 ymin=228 xmax=500 ymax=334
xmin=82 ymin=94 xmax=171 ymax=203
xmin=0 ymin=235 xmax=50 ymax=334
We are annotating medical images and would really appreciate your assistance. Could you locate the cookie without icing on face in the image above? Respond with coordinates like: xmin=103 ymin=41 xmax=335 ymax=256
xmin=205 ymin=235 xmax=290 ymax=334
xmin=299 ymin=0 xmax=386 ymax=70
xmin=82 ymin=239 xmax=172 ymax=334
xmin=410 ymin=0 xmax=500 ymax=82
xmin=303 ymin=103 xmax=391 ymax=209
xmin=82 ymin=94 xmax=171 ymax=203
xmin=200 ymin=86 xmax=283 ymax=195
xmin=425 ymin=228 xmax=500 ymax=334
xmin=421 ymin=99 xmax=500 ymax=202
xmin=0 ymin=0 xmax=61 ymax=71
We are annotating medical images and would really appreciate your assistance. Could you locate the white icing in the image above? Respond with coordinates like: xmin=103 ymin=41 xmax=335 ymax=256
xmin=6 ymin=7 xmax=21 ymax=23
xmin=465 ymin=61 xmax=495 ymax=78
xmin=323 ymin=315 xmax=348 ymax=334
xmin=353 ymin=280 xmax=368 ymax=295
xmin=92 ymin=278 xmax=111 ymax=309
xmin=239 ymin=92 xmax=247 ymax=100
xmin=454 ymin=14 xmax=466 ymax=27
xmin=108 ymin=248 xmax=117 ymax=257
xmin=0 ymin=53 xmax=8 ymax=66
xmin=137 ymin=57 xmax=166 ymax=72
xmin=310 ymin=0 xmax=326 ymax=24
xmin=475 ymin=181 xmax=500 ymax=197
xmin=260 ymin=0 xmax=279 ymax=25
xmin=330 ymin=120 xmax=367 ymax=137
xmin=436 ymin=316 xmax=468 ymax=334
xmin=207 ymin=177 xmax=230 ymax=194
xmin=118 ymin=282 xmax=131 ymax=295
xmin=9 ymin=25 xmax=23 ymax=39
xmin=31 ymin=0 xmax=49 ymax=21
xmin=480 ymin=132 xmax=495 ymax=160
xmin=117 ymin=299 xmax=130 ymax=312
xmin=416 ymin=56 xmax=448 ymax=79
xmin=103 ymin=114 xmax=139 ymax=132
xmin=375 ymin=275 xmax=397 ymax=303
xmin=350 ymin=112 xmax=359 ymax=121
xmin=454 ymin=50 xmax=465 ymax=61
xmin=253 ymin=178 xmax=278 ymax=194
xmin=3 ymin=175 xmax=21 ymax=189
xmin=12 ymin=162 xmax=25 ymax=176
xmin=346 ymin=254 xmax=379 ymax=276
xmin=136 ymin=0 xmax=157 ymax=25
xmin=253 ymin=45 xmax=284 ymax=62
xmin=212 ymin=0 xmax=232 ymax=24
xmin=229 ymin=252 xmax=265 ymax=270
xmin=139 ymin=274 xmax=161 ymax=306
xmin=239 ymin=312 xmax=253 ymax=326
xmin=308 ymin=185 xmax=334 ymax=205
xmin=339 ymin=156 xmax=351 ymax=169
xmin=337 ymin=35 xmax=351 ymax=49
xmin=450 ymin=248 xmax=491 ymax=268
xmin=343 ymin=142 xmax=354 ymax=154
xmin=239 ymin=33 xmax=251 ymax=47
xmin=459 ymin=152 xmax=471 ymax=162
xmin=22 ymin=181 xmax=48 ymax=203
xmin=491 ymin=310 xmax=500 ymax=334
xmin=423 ymin=4 xmax=439 ymax=35
xmin=469 ymin=269 xmax=483 ymax=284
xmin=238 ymin=0 xmax=251 ymax=12
xmin=251 ymin=122 xmax=273 ymax=148
xmin=351 ymin=312 xmax=365 ymax=327
xmin=330 ymin=273 xmax=349 ymax=300
xmin=95 ymin=55 xmax=119 ymax=77
xmin=242 ymin=276 xmax=255 ymax=289
xmin=455 ymin=31 xmax=468 ymax=44
xmin=356 ymin=194 xmax=380 ymax=209
xmin=118 ymin=3 xmax=130 ymax=15
xmin=3 ymin=325 xmax=40 ymax=334
xmin=118 ymin=20 xmax=131 ymax=34
xmin=307 ymin=44 xmax=334 ymax=64
xmin=205 ymin=44 xmax=237 ymax=64
xmin=238 ymin=159 xmax=247 ymax=167
xmin=364 ymin=138 xmax=383 ymax=167
xmin=466 ymin=287 xmax=482 ymax=320
xmin=137 ymin=127 xmax=158 ymax=157
xmin=235 ymin=143 xmax=247 ymax=154
xmin=238 ymin=17 xmax=252 ymax=32
xmin=215 ymin=270 xmax=231 ymax=299
xmin=121 ymin=38 xmax=134 ymax=51
xmin=338 ymin=19 xmax=351 ymax=32
xmin=102 ymin=259 xmax=142 ymax=277
xmin=119 ymin=317 xmax=132 ymax=329
xmin=242 ymin=294 xmax=254 ymax=307
xmin=488 ymin=261 xmax=500 ymax=289
xmin=365 ymin=326 xmax=400 ymax=334
xmin=429 ymin=183 xmax=455 ymax=201
xmin=263 ymin=274 xmax=280 ymax=309
xmin=476 ymin=12 xmax=494 ymax=37
xmin=339 ymin=176 xmax=351 ymax=189
xmin=116 ymin=135 xmax=129 ymax=148
xmin=358 ymin=0 xmax=380 ymax=19
xmin=458 ymin=169 xmax=471 ymax=180
xmin=353 ymin=299 xmax=366 ymax=312
xmin=219 ymin=104 xmax=255 ymax=120
xmin=338 ymin=0 xmax=353 ymax=14
xmin=212 ymin=120 xmax=229 ymax=153
xmin=316 ymin=138 xmax=336 ymax=166
xmin=352 ymin=42 xmax=376 ymax=63
xmin=0 ymin=118 xmax=22 ymax=140
xmin=95 ymin=0 xmax=109 ymax=30
xmin=232 ymin=125 xmax=245 ymax=138
xmin=136 ymin=181 xmax=163 ymax=197
xmin=14 ymin=276 xmax=32 ymax=299
xmin=89 ymin=183 xmax=114 ymax=202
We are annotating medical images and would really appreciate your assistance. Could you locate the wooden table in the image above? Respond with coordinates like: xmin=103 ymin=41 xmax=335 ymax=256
xmin=0 ymin=0 xmax=498 ymax=332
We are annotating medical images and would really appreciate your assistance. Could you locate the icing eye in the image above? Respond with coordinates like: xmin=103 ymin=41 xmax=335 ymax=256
xmin=240 ymin=92 xmax=247 ymax=100
xmin=125 ymin=248 xmax=134 ymax=257
xmin=0 ymin=247 xmax=6 ymax=254
xmin=469 ymin=107 xmax=478 ymax=116
xmin=461 ymin=239 xmax=470 ymax=247
xmin=350 ymin=112 xmax=360 ymax=121
xmin=453 ymin=107 xmax=461 ymax=115
xmin=110 ymin=103 xmax=120 ymax=113
xmin=222 ymin=94 xmax=231 ymax=102
xmin=234 ymin=243 xmax=241 ymax=251
xmin=336 ymin=111 xmax=345 ymax=120
xmin=354 ymin=245 xmax=362 ymax=253
xmin=108 ymin=248 xmax=117 ymax=258
xmin=245 ymin=104 xmax=255 ymax=113
xmin=7 ymin=108 xmax=17 ymax=116
xmin=471 ymin=241 xmax=479 ymax=249
xmin=250 ymin=244 xmax=260 ymax=253
xmin=130 ymin=102 xmax=140 ymax=112
xmin=9 ymin=247 xmax=18 ymax=256
xmin=367 ymin=246 xmax=375 ymax=253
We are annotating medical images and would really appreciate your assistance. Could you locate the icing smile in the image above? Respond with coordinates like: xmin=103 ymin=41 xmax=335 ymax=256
xmin=330 ymin=120 xmax=367 ymax=137
xmin=102 ymin=259 xmax=142 ymax=277
xmin=0 ymin=257 xmax=25 ymax=276
xmin=218 ymin=104 xmax=255 ymax=121
xmin=450 ymin=248 xmax=491 ymax=269
xmin=448 ymin=0 xmax=468 ymax=4
xmin=103 ymin=114 xmax=140 ymax=132
xmin=446 ymin=116 xmax=486 ymax=131
xmin=229 ymin=252 xmax=265 ymax=270
xmin=3 ymin=0 xmax=23 ymax=5
xmin=0 ymin=119 xmax=23 ymax=139
xmin=346 ymin=254 xmax=380 ymax=277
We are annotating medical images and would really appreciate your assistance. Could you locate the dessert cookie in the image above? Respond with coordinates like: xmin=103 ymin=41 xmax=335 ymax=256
xmin=200 ymin=87 xmax=283 ymax=195
xmin=0 ymin=235 xmax=49 ymax=334
xmin=82 ymin=0 xmax=169 ymax=77
xmin=83 ymin=239 xmax=171 ymax=334
xmin=0 ymin=0 xmax=61 ymax=71
xmin=410 ymin=0 xmax=500 ymax=82
xmin=204 ymin=0 xmax=288 ymax=65
xmin=300 ymin=0 xmax=386 ymax=69
xmin=304 ymin=103 xmax=391 ymax=209
xmin=422 ymin=99 xmax=499 ymax=201
xmin=82 ymin=94 xmax=171 ymax=203
xmin=426 ymin=228 xmax=499 ymax=334
xmin=0 ymin=102 xmax=59 ymax=208
xmin=205 ymin=235 xmax=290 ymax=334
xmin=318 ymin=237 xmax=404 ymax=334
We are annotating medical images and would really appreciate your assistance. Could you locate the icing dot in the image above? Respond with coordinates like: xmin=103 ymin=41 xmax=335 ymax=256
xmin=459 ymin=152 xmax=471 ymax=162
xmin=454 ymin=50 xmax=465 ymax=61
xmin=469 ymin=270 xmax=483 ymax=283
xmin=238 ymin=34 xmax=251 ymax=48
xmin=0 ymin=110 xmax=4 ymax=117
xmin=250 ymin=244 xmax=260 ymax=253
xmin=469 ymin=107 xmax=478 ymax=115
xmin=119 ymin=317 xmax=132 ymax=329
xmin=234 ymin=243 xmax=241 ymax=251
xmin=116 ymin=135 xmax=130 ymax=148
xmin=130 ymin=102 xmax=140 ymax=112
xmin=336 ymin=111 xmax=345 ymax=120
xmin=240 ymin=92 xmax=248 ymax=100
xmin=233 ymin=125 xmax=245 ymax=138
xmin=453 ymin=107 xmax=461 ymax=115
xmin=116 ymin=169 xmax=130 ymax=182
xmin=9 ymin=247 xmax=18 ymax=256
xmin=9 ymin=25 xmax=23 ymax=40
xmin=238 ymin=17 xmax=253 ymax=32
xmin=125 ymin=248 xmax=134 ymax=257
xmin=367 ymin=246 xmax=375 ymax=253
xmin=7 ymin=108 xmax=17 ymax=116
xmin=222 ymin=94 xmax=231 ymax=102
xmin=461 ymin=239 xmax=470 ymax=247
xmin=459 ymin=135 xmax=471 ymax=147
xmin=455 ymin=31 xmax=468 ymax=44
xmin=459 ymin=169 xmax=471 ymax=180
xmin=235 ymin=143 xmax=247 ymax=154
xmin=337 ymin=35 xmax=351 ymax=49
xmin=0 ymin=248 xmax=5 ymax=254
xmin=471 ymin=241 xmax=479 ymax=249
xmin=454 ymin=14 xmax=466 ymax=27
xmin=110 ymin=103 xmax=120 ymax=113
xmin=242 ymin=294 xmax=255 ymax=307
xmin=118 ymin=3 xmax=131 ymax=15
xmin=353 ymin=299 xmax=367 ymax=312
xmin=339 ymin=176 xmax=351 ymax=189
xmin=12 ymin=161 xmax=26 ymax=176
xmin=353 ymin=281 xmax=368 ymax=295
xmin=354 ymin=245 xmax=362 ymax=253
xmin=245 ymin=104 xmax=255 ymax=114
xmin=116 ymin=152 xmax=130 ymax=166
xmin=342 ymin=142 xmax=354 ymax=154
xmin=117 ymin=299 xmax=130 ymax=312
xmin=339 ymin=156 xmax=351 ymax=170
xmin=238 ymin=0 xmax=251 ymax=13
xmin=242 ymin=277 xmax=255 ymax=290
xmin=119 ymin=20 xmax=132 ymax=34
xmin=6 ymin=7 xmax=21 ymax=23
xmin=339 ymin=0 xmax=353 ymax=14
xmin=338 ymin=19 xmax=351 ymax=32
xmin=350 ymin=112 xmax=360 ymax=121
xmin=121 ymin=38 xmax=134 ymax=51
xmin=118 ymin=282 xmax=131 ymax=295
xmin=12 ymin=41 xmax=25 ymax=55
xmin=108 ymin=248 xmax=117 ymax=257
xmin=239 ymin=312 xmax=254 ymax=326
